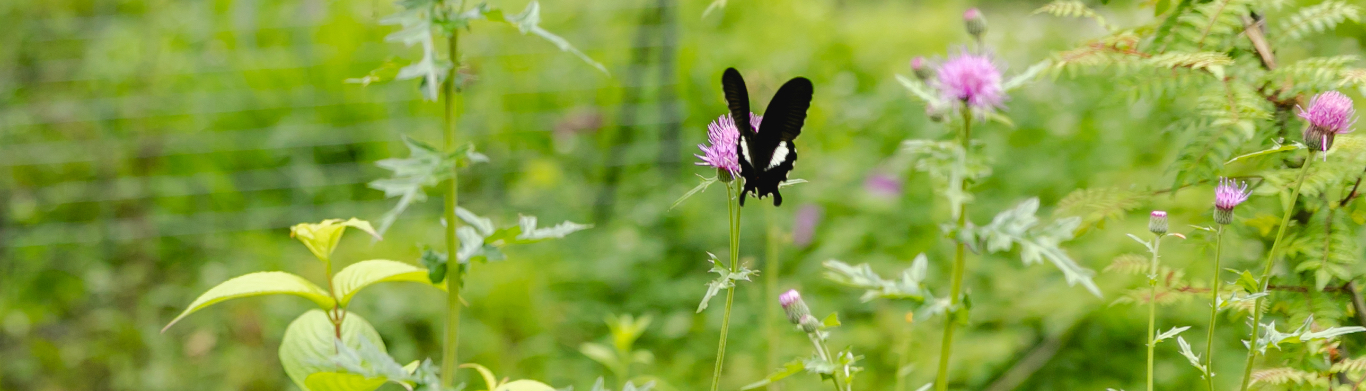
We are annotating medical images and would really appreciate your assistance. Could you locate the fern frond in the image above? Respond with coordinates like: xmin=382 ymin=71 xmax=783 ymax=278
xmin=1341 ymin=68 xmax=1366 ymax=89
xmin=1249 ymin=367 xmax=1326 ymax=386
xmin=1169 ymin=0 xmax=1254 ymax=52
xmin=1168 ymin=82 xmax=1270 ymax=189
xmin=1257 ymin=134 xmax=1366 ymax=199
xmin=1054 ymin=187 xmax=1150 ymax=232
xmin=1278 ymin=1 xmax=1362 ymax=43
xmin=1147 ymin=51 xmax=1234 ymax=72
xmin=1034 ymin=0 xmax=1113 ymax=31
xmin=1287 ymin=209 xmax=1361 ymax=289
xmin=1331 ymin=357 xmax=1366 ymax=373
xmin=1263 ymin=55 xmax=1361 ymax=99
xmin=1104 ymin=254 xmax=1150 ymax=275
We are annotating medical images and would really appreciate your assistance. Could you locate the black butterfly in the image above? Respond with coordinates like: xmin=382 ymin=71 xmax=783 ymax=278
xmin=722 ymin=68 xmax=814 ymax=207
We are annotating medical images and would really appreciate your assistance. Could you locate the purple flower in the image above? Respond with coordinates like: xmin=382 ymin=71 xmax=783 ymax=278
xmin=864 ymin=172 xmax=903 ymax=197
xmin=1214 ymin=177 xmax=1250 ymax=211
xmin=1298 ymin=91 xmax=1357 ymax=152
xmin=937 ymin=49 xmax=1005 ymax=114
xmin=791 ymin=204 xmax=823 ymax=248
xmin=1213 ymin=177 xmax=1250 ymax=225
xmin=695 ymin=113 xmax=763 ymax=176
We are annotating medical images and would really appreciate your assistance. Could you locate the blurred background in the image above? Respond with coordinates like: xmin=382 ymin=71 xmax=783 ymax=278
xmin=2 ymin=0 xmax=1364 ymax=390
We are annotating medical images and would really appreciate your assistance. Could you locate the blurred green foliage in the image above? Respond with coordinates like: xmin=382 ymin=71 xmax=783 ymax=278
xmin=2 ymin=0 xmax=1365 ymax=390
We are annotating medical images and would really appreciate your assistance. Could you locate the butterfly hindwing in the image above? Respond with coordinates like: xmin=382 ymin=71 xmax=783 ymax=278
xmin=726 ymin=71 xmax=813 ymax=207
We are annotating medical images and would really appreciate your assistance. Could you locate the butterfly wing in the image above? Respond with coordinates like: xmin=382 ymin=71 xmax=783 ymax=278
xmin=742 ymin=77 xmax=813 ymax=206
xmin=721 ymin=68 xmax=753 ymax=137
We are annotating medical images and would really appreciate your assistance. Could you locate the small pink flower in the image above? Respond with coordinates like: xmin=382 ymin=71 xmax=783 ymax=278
xmin=779 ymin=289 xmax=801 ymax=308
xmin=937 ymin=49 xmax=1005 ymax=114
xmin=1149 ymin=210 xmax=1168 ymax=235
xmin=695 ymin=113 xmax=762 ymax=176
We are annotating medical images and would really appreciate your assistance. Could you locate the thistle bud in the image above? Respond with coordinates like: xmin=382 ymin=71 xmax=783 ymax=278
xmin=780 ymin=289 xmax=810 ymax=325
xmin=717 ymin=167 xmax=734 ymax=183
xmin=799 ymin=314 xmax=821 ymax=333
xmin=1148 ymin=210 xmax=1168 ymax=235
xmin=926 ymin=103 xmax=947 ymax=123
xmin=964 ymin=8 xmax=987 ymax=39
xmin=911 ymin=56 xmax=934 ymax=82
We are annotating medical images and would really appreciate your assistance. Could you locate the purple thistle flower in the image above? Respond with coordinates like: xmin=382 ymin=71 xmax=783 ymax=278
xmin=1214 ymin=177 xmax=1250 ymax=211
xmin=1213 ymin=177 xmax=1250 ymax=225
xmin=1298 ymin=91 xmax=1357 ymax=152
xmin=779 ymin=289 xmax=811 ymax=327
xmin=937 ymin=49 xmax=1005 ymax=114
xmin=695 ymin=113 xmax=763 ymax=177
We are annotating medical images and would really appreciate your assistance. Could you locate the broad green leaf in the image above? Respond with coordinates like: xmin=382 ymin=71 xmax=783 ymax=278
xmin=163 ymin=272 xmax=334 ymax=332
xmin=279 ymin=310 xmax=386 ymax=391
xmin=333 ymin=259 xmax=446 ymax=306
xmin=497 ymin=380 xmax=557 ymax=391
xmin=822 ymin=312 xmax=841 ymax=328
xmin=304 ymin=372 xmax=387 ymax=391
xmin=291 ymin=218 xmax=381 ymax=262
xmin=740 ymin=359 xmax=805 ymax=390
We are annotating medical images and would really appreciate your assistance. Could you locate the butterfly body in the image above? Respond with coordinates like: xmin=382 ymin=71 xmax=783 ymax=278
xmin=721 ymin=68 xmax=813 ymax=207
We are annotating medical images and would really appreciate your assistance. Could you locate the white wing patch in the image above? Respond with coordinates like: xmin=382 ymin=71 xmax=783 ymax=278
xmin=767 ymin=142 xmax=790 ymax=169
xmin=739 ymin=136 xmax=752 ymax=164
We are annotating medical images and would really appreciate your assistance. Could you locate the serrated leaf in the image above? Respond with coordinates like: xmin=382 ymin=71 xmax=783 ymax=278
xmin=823 ymin=256 xmax=931 ymax=302
xmin=1175 ymin=336 xmax=1209 ymax=377
xmin=672 ymin=175 xmax=719 ymax=210
xmin=1003 ymin=60 xmax=1053 ymax=92
xmin=697 ymin=253 xmax=757 ymax=313
xmin=163 ymin=272 xmax=334 ymax=332
xmin=513 ymin=215 xmax=592 ymax=243
xmin=501 ymin=1 xmax=608 ymax=74
xmin=1154 ymin=326 xmax=1191 ymax=344
xmin=895 ymin=74 xmax=944 ymax=107
xmin=370 ymin=138 xmax=486 ymax=234
xmin=333 ymin=259 xmax=446 ymax=306
xmin=966 ymin=198 xmax=1101 ymax=296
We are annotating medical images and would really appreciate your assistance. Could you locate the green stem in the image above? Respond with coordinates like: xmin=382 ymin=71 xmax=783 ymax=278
xmin=1204 ymin=225 xmax=1225 ymax=391
xmin=440 ymin=21 xmax=464 ymax=388
xmin=896 ymin=319 xmax=915 ymax=391
xmin=808 ymin=333 xmax=846 ymax=391
xmin=710 ymin=181 xmax=743 ymax=391
xmin=1238 ymin=154 xmax=1315 ymax=391
xmin=765 ymin=207 xmax=781 ymax=391
xmin=1146 ymin=235 xmax=1164 ymax=391
xmin=935 ymin=108 xmax=973 ymax=391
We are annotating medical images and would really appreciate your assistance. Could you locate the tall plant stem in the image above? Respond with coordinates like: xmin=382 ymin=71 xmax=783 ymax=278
xmin=807 ymin=333 xmax=847 ymax=391
xmin=765 ymin=207 xmax=781 ymax=390
xmin=1146 ymin=235 xmax=1164 ymax=391
xmin=440 ymin=23 xmax=465 ymax=388
xmin=935 ymin=109 xmax=973 ymax=391
xmin=710 ymin=181 xmax=743 ymax=391
xmin=1204 ymin=225 xmax=1225 ymax=391
xmin=1238 ymin=155 xmax=1315 ymax=391
xmin=896 ymin=318 xmax=916 ymax=391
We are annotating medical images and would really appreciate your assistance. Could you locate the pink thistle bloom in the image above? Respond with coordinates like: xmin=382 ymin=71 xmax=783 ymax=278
xmin=1214 ymin=177 xmax=1250 ymax=211
xmin=1298 ymin=91 xmax=1357 ymax=152
xmin=695 ymin=113 xmax=762 ymax=176
xmin=937 ymin=49 xmax=1005 ymax=114
xmin=779 ymin=289 xmax=801 ymax=308
xmin=1149 ymin=210 xmax=1168 ymax=235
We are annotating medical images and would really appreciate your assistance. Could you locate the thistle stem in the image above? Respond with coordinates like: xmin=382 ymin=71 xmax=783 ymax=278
xmin=935 ymin=108 xmax=973 ymax=391
xmin=765 ymin=207 xmax=782 ymax=391
xmin=440 ymin=21 xmax=464 ymax=388
xmin=808 ymin=333 xmax=847 ymax=391
xmin=1146 ymin=234 xmax=1164 ymax=391
xmin=1204 ymin=225 xmax=1225 ymax=391
xmin=1238 ymin=154 xmax=1315 ymax=391
xmin=710 ymin=181 xmax=743 ymax=391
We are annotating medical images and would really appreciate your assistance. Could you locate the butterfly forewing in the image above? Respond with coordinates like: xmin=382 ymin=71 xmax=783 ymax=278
xmin=757 ymin=77 xmax=813 ymax=142
xmin=721 ymin=68 xmax=753 ymax=137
